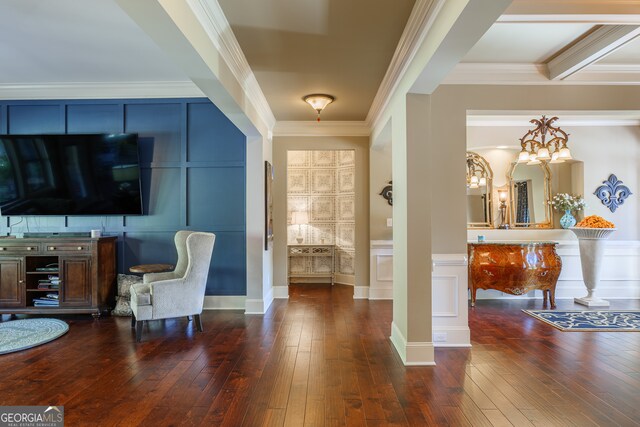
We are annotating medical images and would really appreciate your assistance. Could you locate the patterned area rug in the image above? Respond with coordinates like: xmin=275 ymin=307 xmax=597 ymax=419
xmin=0 ymin=318 xmax=69 ymax=354
xmin=523 ymin=310 xmax=640 ymax=331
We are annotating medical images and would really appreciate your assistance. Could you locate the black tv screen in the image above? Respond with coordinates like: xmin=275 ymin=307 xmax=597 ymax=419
xmin=0 ymin=133 xmax=142 ymax=215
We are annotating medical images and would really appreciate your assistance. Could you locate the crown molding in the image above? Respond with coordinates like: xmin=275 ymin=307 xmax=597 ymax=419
xmin=467 ymin=112 xmax=640 ymax=127
xmin=443 ymin=63 xmax=640 ymax=85
xmin=273 ymin=121 xmax=370 ymax=137
xmin=0 ymin=81 xmax=204 ymax=100
xmin=186 ymin=0 xmax=276 ymax=131
xmin=498 ymin=14 xmax=640 ymax=24
xmin=365 ymin=0 xmax=445 ymax=130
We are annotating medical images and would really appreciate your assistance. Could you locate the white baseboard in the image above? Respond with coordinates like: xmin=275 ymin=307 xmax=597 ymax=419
xmin=335 ymin=273 xmax=355 ymax=285
xmin=433 ymin=326 xmax=471 ymax=347
xmin=273 ymin=286 xmax=289 ymax=299
xmin=244 ymin=287 xmax=274 ymax=314
xmin=263 ymin=286 xmax=274 ymax=312
xmin=390 ymin=321 xmax=436 ymax=366
xmin=369 ymin=286 xmax=393 ymax=300
xmin=354 ymin=286 xmax=369 ymax=299
xmin=203 ymin=295 xmax=246 ymax=310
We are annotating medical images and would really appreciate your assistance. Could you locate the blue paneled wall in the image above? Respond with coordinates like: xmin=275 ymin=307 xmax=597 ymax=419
xmin=0 ymin=99 xmax=246 ymax=296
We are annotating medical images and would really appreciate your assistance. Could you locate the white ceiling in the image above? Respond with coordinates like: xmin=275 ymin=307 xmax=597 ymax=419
xmin=0 ymin=0 xmax=188 ymax=84
xmin=462 ymin=23 xmax=595 ymax=64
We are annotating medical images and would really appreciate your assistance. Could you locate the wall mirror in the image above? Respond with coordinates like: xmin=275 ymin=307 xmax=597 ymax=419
xmin=466 ymin=152 xmax=493 ymax=228
xmin=508 ymin=162 xmax=552 ymax=228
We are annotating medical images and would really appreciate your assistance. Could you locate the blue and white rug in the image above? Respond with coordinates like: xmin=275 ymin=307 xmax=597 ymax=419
xmin=523 ymin=310 xmax=640 ymax=331
xmin=0 ymin=318 xmax=69 ymax=354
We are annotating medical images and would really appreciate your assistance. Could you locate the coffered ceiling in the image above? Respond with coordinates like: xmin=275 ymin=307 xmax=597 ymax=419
xmin=218 ymin=0 xmax=416 ymax=121
xmin=445 ymin=0 xmax=640 ymax=85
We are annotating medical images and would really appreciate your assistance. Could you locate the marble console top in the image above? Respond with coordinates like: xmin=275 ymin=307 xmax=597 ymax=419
xmin=467 ymin=241 xmax=558 ymax=246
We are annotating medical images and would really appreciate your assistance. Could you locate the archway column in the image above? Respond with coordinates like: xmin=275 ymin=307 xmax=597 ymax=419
xmin=390 ymin=94 xmax=434 ymax=365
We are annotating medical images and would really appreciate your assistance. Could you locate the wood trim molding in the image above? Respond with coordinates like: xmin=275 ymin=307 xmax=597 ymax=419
xmin=273 ymin=121 xmax=370 ymax=137
xmin=186 ymin=0 xmax=276 ymax=130
xmin=498 ymin=14 xmax=640 ymax=24
xmin=365 ymin=0 xmax=445 ymax=129
xmin=547 ymin=25 xmax=640 ymax=80
xmin=0 ymin=81 xmax=204 ymax=100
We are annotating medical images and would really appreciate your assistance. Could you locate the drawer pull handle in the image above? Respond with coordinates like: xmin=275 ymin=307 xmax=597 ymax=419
xmin=0 ymin=248 xmax=4 ymax=251
xmin=19 ymin=280 xmax=24 ymax=284
xmin=77 ymin=247 xmax=83 ymax=250
xmin=49 ymin=246 xmax=56 ymax=250
xmin=27 ymin=247 xmax=33 ymax=251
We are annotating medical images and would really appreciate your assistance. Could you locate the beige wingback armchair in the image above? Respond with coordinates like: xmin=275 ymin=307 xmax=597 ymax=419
xmin=130 ymin=231 xmax=216 ymax=342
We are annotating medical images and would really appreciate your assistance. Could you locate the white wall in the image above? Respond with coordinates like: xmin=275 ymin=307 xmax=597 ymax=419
xmin=467 ymin=125 xmax=640 ymax=240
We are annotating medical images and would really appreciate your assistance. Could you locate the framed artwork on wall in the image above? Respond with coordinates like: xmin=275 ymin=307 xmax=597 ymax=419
xmin=265 ymin=161 xmax=274 ymax=250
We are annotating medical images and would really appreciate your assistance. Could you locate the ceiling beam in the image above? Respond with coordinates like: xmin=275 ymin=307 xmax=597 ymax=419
xmin=547 ymin=25 xmax=640 ymax=80
xmin=114 ymin=0 xmax=274 ymax=138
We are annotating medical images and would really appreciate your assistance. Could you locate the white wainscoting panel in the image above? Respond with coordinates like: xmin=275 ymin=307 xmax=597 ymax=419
xmin=432 ymin=275 xmax=458 ymax=317
xmin=432 ymin=254 xmax=471 ymax=347
xmin=370 ymin=240 xmax=393 ymax=299
xmin=369 ymin=241 xmax=471 ymax=348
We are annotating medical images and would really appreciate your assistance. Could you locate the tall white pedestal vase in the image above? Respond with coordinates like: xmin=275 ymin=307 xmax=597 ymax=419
xmin=569 ymin=227 xmax=616 ymax=307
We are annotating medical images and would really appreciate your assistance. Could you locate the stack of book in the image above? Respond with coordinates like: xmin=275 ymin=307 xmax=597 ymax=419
xmin=37 ymin=275 xmax=60 ymax=290
xmin=34 ymin=293 xmax=59 ymax=307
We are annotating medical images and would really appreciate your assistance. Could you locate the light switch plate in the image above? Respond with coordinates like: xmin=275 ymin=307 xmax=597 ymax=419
xmin=386 ymin=218 xmax=393 ymax=227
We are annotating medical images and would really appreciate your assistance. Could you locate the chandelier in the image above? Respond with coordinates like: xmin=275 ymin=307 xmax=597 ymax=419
xmin=466 ymin=152 xmax=490 ymax=189
xmin=517 ymin=116 xmax=572 ymax=165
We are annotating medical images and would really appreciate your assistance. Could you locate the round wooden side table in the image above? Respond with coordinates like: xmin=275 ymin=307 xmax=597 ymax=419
xmin=129 ymin=264 xmax=174 ymax=274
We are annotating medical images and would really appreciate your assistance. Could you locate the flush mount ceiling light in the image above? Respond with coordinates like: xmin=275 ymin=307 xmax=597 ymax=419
xmin=516 ymin=115 xmax=573 ymax=165
xmin=303 ymin=94 xmax=334 ymax=122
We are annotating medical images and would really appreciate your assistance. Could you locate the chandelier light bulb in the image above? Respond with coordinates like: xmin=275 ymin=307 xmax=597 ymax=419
xmin=479 ymin=177 xmax=487 ymax=186
xmin=536 ymin=146 xmax=551 ymax=161
xmin=558 ymin=146 xmax=572 ymax=159
xmin=470 ymin=175 xmax=479 ymax=185
xmin=549 ymin=151 xmax=564 ymax=164
xmin=517 ymin=150 xmax=530 ymax=163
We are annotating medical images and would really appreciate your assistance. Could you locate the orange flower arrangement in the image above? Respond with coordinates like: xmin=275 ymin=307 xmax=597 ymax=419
xmin=575 ymin=215 xmax=615 ymax=228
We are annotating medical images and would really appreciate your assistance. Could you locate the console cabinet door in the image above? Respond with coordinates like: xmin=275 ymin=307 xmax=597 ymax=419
xmin=0 ymin=257 xmax=24 ymax=308
xmin=60 ymin=257 xmax=92 ymax=307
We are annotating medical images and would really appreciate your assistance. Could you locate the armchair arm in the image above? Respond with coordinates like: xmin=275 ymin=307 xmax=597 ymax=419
xmin=143 ymin=271 xmax=176 ymax=284
xmin=150 ymin=278 xmax=205 ymax=319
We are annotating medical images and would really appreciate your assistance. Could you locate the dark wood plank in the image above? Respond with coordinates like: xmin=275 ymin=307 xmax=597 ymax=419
xmin=0 ymin=286 xmax=638 ymax=427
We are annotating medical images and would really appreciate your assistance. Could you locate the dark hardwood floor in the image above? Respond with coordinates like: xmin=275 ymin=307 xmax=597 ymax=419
xmin=1 ymin=284 xmax=638 ymax=426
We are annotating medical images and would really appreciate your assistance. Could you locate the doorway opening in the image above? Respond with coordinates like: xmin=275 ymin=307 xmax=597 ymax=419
xmin=286 ymin=150 xmax=356 ymax=288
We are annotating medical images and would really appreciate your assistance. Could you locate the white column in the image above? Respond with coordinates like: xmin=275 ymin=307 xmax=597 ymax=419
xmin=391 ymin=94 xmax=434 ymax=365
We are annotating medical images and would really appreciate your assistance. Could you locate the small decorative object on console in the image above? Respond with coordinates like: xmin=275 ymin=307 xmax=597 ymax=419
xmin=594 ymin=174 xmax=632 ymax=213
xmin=551 ymin=193 xmax=585 ymax=229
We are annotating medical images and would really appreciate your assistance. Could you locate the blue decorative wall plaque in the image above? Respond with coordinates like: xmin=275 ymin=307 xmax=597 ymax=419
xmin=594 ymin=174 xmax=632 ymax=213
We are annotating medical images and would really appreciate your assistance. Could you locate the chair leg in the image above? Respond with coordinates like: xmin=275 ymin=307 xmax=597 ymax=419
xmin=135 ymin=321 xmax=144 ymax=342
xmin=194 ymin=314 xmax=203 ymax=332
xmin=131 ymin=314 xmax=136 ymax=328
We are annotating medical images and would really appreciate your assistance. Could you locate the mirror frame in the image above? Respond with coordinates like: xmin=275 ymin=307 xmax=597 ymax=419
xmin=467 ymin=151 xmax=494 ymax=229
xmin=507 ymin=162 xmax=553 ymax=228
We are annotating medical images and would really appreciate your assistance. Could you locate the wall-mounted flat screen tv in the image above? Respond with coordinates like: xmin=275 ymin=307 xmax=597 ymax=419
xmin=0 ymin=133 xmax=143 ymax=215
